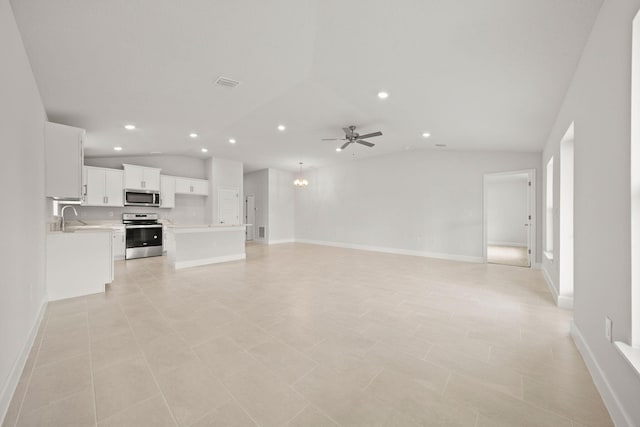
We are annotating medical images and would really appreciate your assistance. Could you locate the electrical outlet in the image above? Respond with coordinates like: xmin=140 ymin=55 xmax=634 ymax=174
xmin=605 ymin=317 xmax=612 ymax=342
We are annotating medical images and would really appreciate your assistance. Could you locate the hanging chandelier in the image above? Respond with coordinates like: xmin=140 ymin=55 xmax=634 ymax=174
xmin=293 ymin=162 xmax=309 ymax=187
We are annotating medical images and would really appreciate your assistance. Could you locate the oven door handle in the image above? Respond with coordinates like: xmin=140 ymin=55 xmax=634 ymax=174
xmin=125 ymin=225 xmax=163 ymax=229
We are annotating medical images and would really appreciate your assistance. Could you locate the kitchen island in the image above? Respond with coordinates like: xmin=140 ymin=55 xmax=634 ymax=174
xmin=165 ymin=224 xmax=248 ymax=269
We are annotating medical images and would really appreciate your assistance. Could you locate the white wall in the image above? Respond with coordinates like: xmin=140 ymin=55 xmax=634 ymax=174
xmin=541 ymin=0 xmax=640 ymax=425
xmin=77 ymin=155 xmax=208 ymax=224
xmin=0 ymin=0 xmax=48 ymax=421
xmin=244 ymin=170 xmax=269 ymax=242
xmin=486 ymin=174 xmax=529 ymax=247
xmin=206 ymin=157 xmax=243 ymax=225
xmin=295 ymin=149 xmax=541 ymax=262
xmin=85 ymin=155 xmax=206 ymax=179
xmin=268 ymin=169 xmax=295 ymax=243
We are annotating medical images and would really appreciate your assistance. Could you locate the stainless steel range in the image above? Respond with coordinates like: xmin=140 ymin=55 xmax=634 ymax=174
xmin=123 ymin=213 xmax=163 ymax=260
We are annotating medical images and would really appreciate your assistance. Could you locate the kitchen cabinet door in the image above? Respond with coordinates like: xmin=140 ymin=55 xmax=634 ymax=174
xmin=104 ymin=169 xmax=124 ymax=206
xmin=174 ymin=177 xmax=190 ymax=194
xmin=45 ymin=122 xmax=84 ymax=200
xmin=175 ymin=177 xmax=209 ymax=195
xmin=123 ymin=164 xmax=145 ymax=190
xmin=84 ymin=167 xmax=106 ymax=206
xmin=123 ymin=164 xmax=161 ymax=191
xmin=112 ymin=231 xmax=126 ymax=260
xmin=143 ymin=168 xmax=161 ymax=191
xmin=191 ymin=179 xmax=209 ymax=195
xmin=83 ymin=166 xmax=124 ymax=207
xmin=160 ymin=175 xmax=175 ymax=208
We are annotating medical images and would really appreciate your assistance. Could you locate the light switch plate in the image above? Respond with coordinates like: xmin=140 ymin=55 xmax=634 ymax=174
xmin=605 ymin=317 xmax=612 ymax=342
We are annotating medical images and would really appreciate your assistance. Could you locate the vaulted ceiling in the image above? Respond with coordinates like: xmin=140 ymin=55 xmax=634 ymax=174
xmin=11 ymin=0 xmax=603 ymax=172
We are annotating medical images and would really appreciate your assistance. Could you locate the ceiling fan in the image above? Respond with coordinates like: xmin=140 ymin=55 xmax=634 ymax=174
xmin=322 ymin=125 xmax=383 ymax=151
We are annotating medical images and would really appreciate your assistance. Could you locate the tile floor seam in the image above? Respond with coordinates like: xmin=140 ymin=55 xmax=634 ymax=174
xmin=85 ymin=311 xmax=99 ymax=427
xmin=9 ymin=313 xmax=48 ymax=427
xmin=96 ymin=393 xmax=162 ymax=426
xmin=451 ymin=371 xmax=582 ymax=427
xmin=280 ymin=403 xmax=309 ymax=426
xmin=289 ymin=364 xmax=319 ymax=389
xmin=192 ymin=351 xmax=263 ymax=427
xmin=116 ymin=299 xmax=180 ymax=427
xmin=361 ymin=366 xmax=385 ymax=392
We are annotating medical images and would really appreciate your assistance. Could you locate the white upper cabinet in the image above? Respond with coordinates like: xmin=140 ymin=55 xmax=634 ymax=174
xmin=175 ymin=177 xmax=209 ymax=196
xmin=83 ymin=166 xmax=123 ymax=207
xmin=45 ymin=122 xmax=84 ymax=200
xmin=123 ymin=164 xmax=161 ymax=191
xmin=160 ymin=175 xmax=175 ymax=208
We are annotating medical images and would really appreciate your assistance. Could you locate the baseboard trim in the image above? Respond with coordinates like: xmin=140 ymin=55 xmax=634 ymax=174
xmin=294 ymin=239 xmax=484 ymax=263
xmin=174 ymin=253 xmax=246 ymax=269
xmin=268 ymin=239 xmax=295 ymax=245
xmin=487 ymin=241 xmax=527 ymax=247
xmin=0 ymin=299 xmax=47 ymax=425
xmin=570 ymin=321 xmax=634 ymax=427
xmin=541 ymin=266 xmax=573 ymax=309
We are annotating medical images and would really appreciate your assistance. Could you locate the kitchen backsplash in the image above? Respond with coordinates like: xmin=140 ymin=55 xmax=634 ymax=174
xmin=54 ymin=194 xmax=205 ymax=224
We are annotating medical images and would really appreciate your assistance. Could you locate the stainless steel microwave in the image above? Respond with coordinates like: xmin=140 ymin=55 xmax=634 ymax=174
xmin=124 ymin=189 xmax=160 ymax=207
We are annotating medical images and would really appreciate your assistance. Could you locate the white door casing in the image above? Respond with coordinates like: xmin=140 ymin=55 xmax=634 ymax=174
xmin=483 ymin=169 xmax=536 ymax=267
xmin=245 ymin=195 xmax=255 ymax=240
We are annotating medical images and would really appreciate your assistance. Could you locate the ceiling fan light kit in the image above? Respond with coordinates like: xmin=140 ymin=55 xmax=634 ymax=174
xmin=293 ymin=162 xmax=309 ymax=187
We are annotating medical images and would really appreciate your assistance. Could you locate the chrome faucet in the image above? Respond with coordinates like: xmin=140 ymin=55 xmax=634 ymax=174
xmin=60 ymin=205 xmax=78 ymax=232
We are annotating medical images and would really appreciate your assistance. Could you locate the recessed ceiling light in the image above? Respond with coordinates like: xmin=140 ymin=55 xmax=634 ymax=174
xmin=113 ymin=146 xmax=123 ymax=151
xmin=189 ymin=133 xmax=198 ymax=138
xmin=201 ymin=148 xmax=208 ymax=153
xmin=277 ymin=125 xmax=286 ymax=131
xmin=124 ymin=124 xmax=135 ymax=130
xmin=435 ymin=143 xmax=447 ymax=147
xmin=422 ymin=132 xmax=431 ymax=138
xmin=377 ymin=91 xmax=389 ymax=99
xmin=229 ymin=138 xmax=236 ymax=144
xmin=336 ymin=147 xmax=342 ymax=152
xmin=150 ymin=151 xmax=162 ymax=154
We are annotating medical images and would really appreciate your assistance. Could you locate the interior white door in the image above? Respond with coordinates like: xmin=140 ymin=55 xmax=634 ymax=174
xmin=218 ymin=189 xmax=239 ymax=225
xmin=245 ymin=195 xmax=255 ymax=240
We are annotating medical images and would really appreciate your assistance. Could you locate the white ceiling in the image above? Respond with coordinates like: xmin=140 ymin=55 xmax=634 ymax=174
xmin=11 ymin=0 xmax=602 ymax=172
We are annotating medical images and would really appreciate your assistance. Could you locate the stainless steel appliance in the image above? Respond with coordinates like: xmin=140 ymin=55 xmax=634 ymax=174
xmin=123 ymin=213 xmax=163 ymax=259
xmin=124 ymin=190 xmax=160 ymax=207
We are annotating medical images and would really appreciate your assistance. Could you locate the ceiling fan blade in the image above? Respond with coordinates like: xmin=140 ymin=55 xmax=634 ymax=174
xmin=357 ymin=131 xmax=382 ymax=139
xmin=340 ymin=141 xmax=352 ymax=150
xmin=321 ymin=138 xmax=343 ymax=141
xmin=342 ymin=127 xmax=354 ymax=136
xmin=356 ymin=139 xmax=375 ymax=147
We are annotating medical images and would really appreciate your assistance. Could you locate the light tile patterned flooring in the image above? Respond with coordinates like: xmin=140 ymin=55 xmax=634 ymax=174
xmin=487 ymin=245 xmax=530 ymax=268
xmin=4 ymin=243 xmax=612 ymax=427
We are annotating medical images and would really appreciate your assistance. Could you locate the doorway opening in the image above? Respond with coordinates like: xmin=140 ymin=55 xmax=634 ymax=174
xmin=245 ymin=195 xmax=255 ymax=241
xmin=484 ymin=170 xmax=536 ymax=267
xmin=559 ymin=124 xmax=575 ymax=300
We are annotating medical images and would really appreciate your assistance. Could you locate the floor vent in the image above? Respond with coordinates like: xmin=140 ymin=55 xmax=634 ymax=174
xmin=259 ymin=227 xmax=265 ymax=238
xmin=214 ymin=76 xmax=240 ymax=88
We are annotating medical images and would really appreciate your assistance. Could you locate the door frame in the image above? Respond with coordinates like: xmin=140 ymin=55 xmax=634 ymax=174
xmin=482 ymin=168 xmax=537 ymax=267
xmin=245 ymin=194 xmax=255 ymax=241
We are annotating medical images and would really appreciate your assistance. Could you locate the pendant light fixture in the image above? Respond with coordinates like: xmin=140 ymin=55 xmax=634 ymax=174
xmin=293 ymin=162 xmax=309 ymax=187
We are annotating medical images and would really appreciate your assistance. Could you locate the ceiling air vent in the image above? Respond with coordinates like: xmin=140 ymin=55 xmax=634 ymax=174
xmin=214 ymin=76 xmax=240 ymax=88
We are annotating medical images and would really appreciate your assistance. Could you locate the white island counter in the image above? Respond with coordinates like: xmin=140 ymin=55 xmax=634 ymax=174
xmin=165 ymin=224 xmax=248 ymax=269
